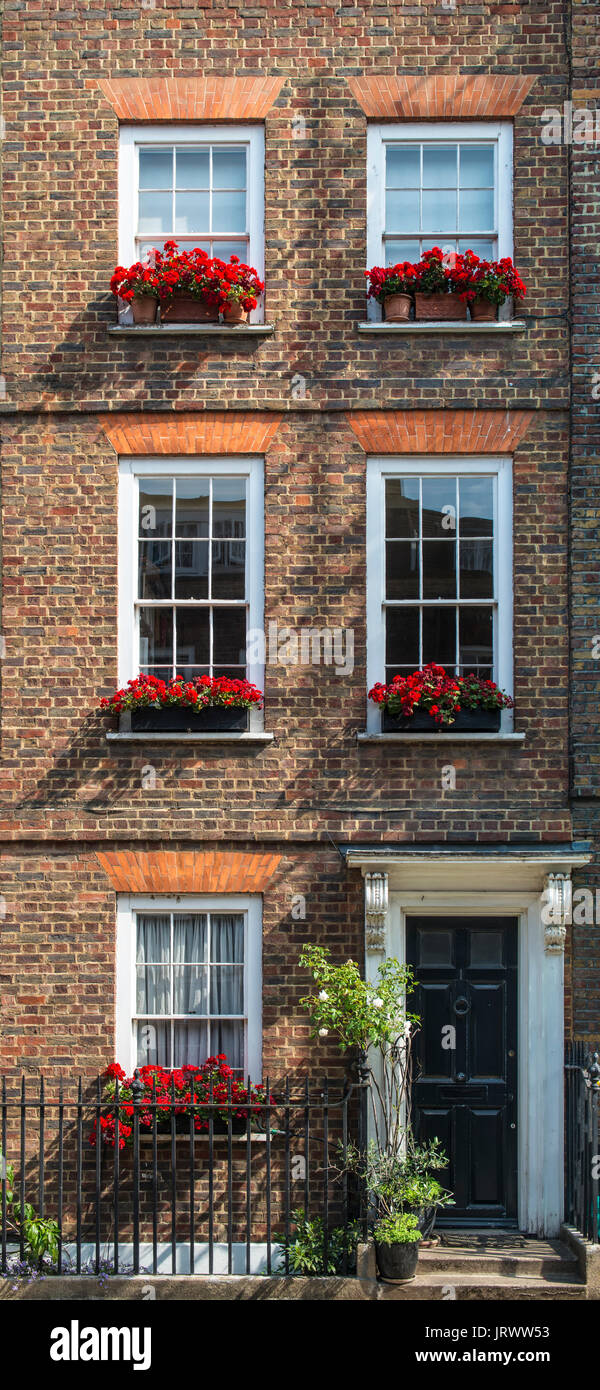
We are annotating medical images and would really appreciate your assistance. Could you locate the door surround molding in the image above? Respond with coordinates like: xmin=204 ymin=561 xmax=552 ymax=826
xmin=347 ymin=848 xmax=591 ymax=1239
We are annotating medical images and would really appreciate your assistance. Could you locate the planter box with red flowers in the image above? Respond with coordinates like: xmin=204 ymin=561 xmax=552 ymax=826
xmin=365 ymin=248 xmax=526 ymax=324
xmin=368 ymin=663 xmax=514 ymax=733
xmin=110 ymin=240 xmax=264 ymax=326
xmin=90 ymin=1060 xmax=274 ymax=1150
xmin=100 ymin=673 xmax=263 ymax=734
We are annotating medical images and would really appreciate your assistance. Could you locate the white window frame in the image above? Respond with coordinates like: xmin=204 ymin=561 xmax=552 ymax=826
xmin=118 ymin=455 xmax=265 ymax=731
xmin=116 ymin=894 xmax=263 ymax=1079
xmin=118 ymin=123 xmax=265 ymax=323
xmin=366 ymin=121 xmax=513 ymax=320
xmin=366 ymin=455 xmax=513 ymax=732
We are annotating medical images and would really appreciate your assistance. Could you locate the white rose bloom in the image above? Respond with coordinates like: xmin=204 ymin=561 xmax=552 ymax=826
xmin=372 ymin=997 xmax=383 ymax=1008
xmin=318 ymin=990 xmax=329 ymax=1001
xmin=318 ymin=1027 xmax=329 ymax=1037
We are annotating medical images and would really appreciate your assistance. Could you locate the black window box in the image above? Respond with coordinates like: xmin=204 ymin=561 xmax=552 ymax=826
xmin=130 ymin=706 xmax=249 ymax=733
xmin=382 ymin=707 xmax=501 ymax=734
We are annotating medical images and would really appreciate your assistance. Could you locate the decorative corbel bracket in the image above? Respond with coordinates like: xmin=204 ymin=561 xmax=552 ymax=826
xmin=542 ymin=872 xmax=572 ymax=953
xmin=365 ymin=871 xmax=388 ymax=952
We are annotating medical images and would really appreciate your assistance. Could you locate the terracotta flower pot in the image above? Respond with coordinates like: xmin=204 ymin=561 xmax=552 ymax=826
xmin=470 ymin=297 xmax=499 ymax=322
xmin=415 ymin=292 xmax=468 ymax=321
xmin=383 ymin=293 xmax=412 ymax=322
xmin=160 ymin=292 xmax=219 ymax=324
xmin=131 ymin=295 xmax=158 ymax=325
xmin=222 ymin=301 xmax=248 ymax=324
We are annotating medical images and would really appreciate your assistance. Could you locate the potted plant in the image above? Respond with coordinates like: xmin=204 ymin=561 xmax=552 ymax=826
xmin=462 ymin=251 xmax=527 ymax=322
xmin=373 ymin=1212 xmax=422 ymax=1282
xmin=413 ymin=246 xmax=468 ymax=321
xmin=365 ymin=261 xmax=417 ymax=321
xmin=368 ymin=663 xmax=514 ymax=733
xmin=218 ymin=255 xmax=264 ymax=324
xmin=110 ymin=259 xmax=161 ymax=324
xmin=156 ymin=241 xmax=221 ymax=322
xmin=99 ymin=672 xmax=263 ymax=733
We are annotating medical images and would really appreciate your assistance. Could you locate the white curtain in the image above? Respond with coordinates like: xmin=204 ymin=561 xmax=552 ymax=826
xmin=134 ymin=912 xmax=244 ymax=1070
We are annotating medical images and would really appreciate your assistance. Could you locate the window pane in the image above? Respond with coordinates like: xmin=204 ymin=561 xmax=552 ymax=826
xmin=459 ymin=188 xmax=494 ymax=232
xmin=386 ymin=541 xmax=419 ymax=599
xmin=213 ymin=608 xmax=247 ymax=665
xmin=386 ymin=477 xmax=419 ymax=537
xmin=139 ymin=607 xmax=173 ymax=668
xmin=423 ymin=607 xmax=456 ymax=666
xmin=212 ymin=148 xmax=246 ymax=189
xmin=459 ymin=477 xmax=493 ymax=536
xmin=212 ymin=1021 xmax=243 ymax=1071
xmin=173 ymin=915 xmax=208 ymax=962
xmin=174 ymin=540 xmax=209 ymax=600
xmin=136 ymin=916 xmax=171 ymax=962
xmin=172 ymin=1022 xmax=209 ymax=1067
xmin=175 ymin=191 xmax=210 ymax=232
xmin=457 ymin=238 xmax=496 ymax=260
xmin=173 ymin=965 xmax=209 ymax=1015
xmin=136 ymin=965 xmax=171 ymax=1014
xmin=422 ymin=541 xmax=456 ymax=599
xmin=459 ymin=540 xmax=493 ymax=598
xmin=422 ymin=188 xmax=457 ymax=232
xmin=138 ymin=191 xmax=172 ymax=234
xmin=460 ymin=146 xmax=494 ymax=188
xmin=175 ymin=149 xmax=209 ymax=188
xmin=212 ymin=914 xmax=244 ymax=962
xmin=136 ymin=1021 xmax=170 ymax=1067
xmin=423 ymin=146 xmax=457 ymax=188
xmin=422 ymin=477 xmax=457 ymax=538
xmin=139 ymin=149 xmax=173 ymax=190
xmin=212 ymin=239 xmax=248 ymax=262
xmin=139 ymin=540 xmax=172 ymax=599
xmin=139 ymin=479 xmax=173 ymax=537
xmin=210 ymin=966 xmax=244 ymax=1015
xmin=212 ymin=478 xmax=246 ymax=537
xmin=385 ymin=189 xmax=419 ymax=233
xmin=386 ymin=608 xmax=419 ymax=669
xmin=175 ymin=478 xmax=209 ymax=537
xmin=459 ymin=606 xmax=493 ymax=672
xmin=212 ymin=540 xmax=246 ymax=599
xmin=176 ymin=608 xmax=210 ymax=666
xmin=385 ymin=239 xmax=421 ymax=265
xmin=212 ymin=190 xmax=246 ymax=233
xmin=386 ymin=145 xmax=420 ymax=188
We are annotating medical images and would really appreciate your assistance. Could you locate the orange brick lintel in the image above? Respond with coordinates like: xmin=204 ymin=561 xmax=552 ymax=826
xmin=345 ymin=75 xmax=536 ymax=120
xmin=96 ymin=76 xmax=286 ymax=123
xmin=345 ymin=409 xmax=536 ymax=455
xmin=96 ymin=411 xmax=284 ymax=457
xmin=96 ymin=850 xmax=283 ymax=896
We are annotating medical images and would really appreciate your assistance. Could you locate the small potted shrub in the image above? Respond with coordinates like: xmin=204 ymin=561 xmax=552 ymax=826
xmin=110 ymin=260 xmax=161 ymax=324
xmin=463 ymin=251 xmax=527 ymax=322
xmin=99 ymin=672 xmax=263 ymax=733
xmin=373 ymin=1212 xmax=422 ymax=1283
xmin=413 ymin=246 xmax=468 ymax=321
xmin=219 ymin=256 xmax=265 ymax=324
xmin=368 ymin=663 xmax=514 ymax=733
xmin=365 ymin=261 xmax=417 ymax=321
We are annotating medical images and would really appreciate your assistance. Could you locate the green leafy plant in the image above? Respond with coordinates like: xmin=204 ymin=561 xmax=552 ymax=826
xmin=277 ymin=1208 xmax=361 ymax=1276
xmin=374 ymin=1212 xmax=422 ymax=1246
xmin=339 ymin=1139 xmax=451 ymax=1221
xmin=299 ymin=944 xmax=419 ymax=1154
xmin=0 ymin=1147 xmax=59 ymax=1267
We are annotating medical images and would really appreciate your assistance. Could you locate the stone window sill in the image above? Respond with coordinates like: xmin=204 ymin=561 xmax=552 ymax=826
xmin=357 ymin=320 xmax=526 ymax=336
xmin=108 ymin=323 xmax=275 ymax=338
xmin=357 ymin=732 xmax=525 ymax=744
xmin=106 ymin=731 xmax=274 ymax=745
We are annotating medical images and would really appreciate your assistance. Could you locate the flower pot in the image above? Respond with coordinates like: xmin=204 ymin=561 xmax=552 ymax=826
xmin=375 ymin=1240 xmax=419 ymax=1283
xmin=415 ymin=292 xmax=468 ymax=321
xmin=131 ymin=295 xmax=158 ymax=325
xmin=382 ymin=707 xmax=501 ymax=734
xmin=159 ymin=293 xmax=219 ymax=324
xmin=408 ymin=1204 xmax=437 ymax=1239
xmin=383 ymin=293 xmax=412 ymax=322
xmin=470 ymin=297 xmax=498 ymax=322
xmin=130 ymin=706 xmax=249 ymax=733
xmin=222 ymin=301 xmax=248 ymax=325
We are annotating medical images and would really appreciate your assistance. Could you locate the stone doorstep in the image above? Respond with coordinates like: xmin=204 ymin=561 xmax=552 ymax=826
xmin=0 ymin=1272 xmax=591 ymax=1301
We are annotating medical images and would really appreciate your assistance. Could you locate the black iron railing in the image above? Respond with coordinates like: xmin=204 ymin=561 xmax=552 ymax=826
xmin=0 ymin=1073 xmax=368 ymax=1277
xmin=565 ymin=1041 xmax=600 ymax=1243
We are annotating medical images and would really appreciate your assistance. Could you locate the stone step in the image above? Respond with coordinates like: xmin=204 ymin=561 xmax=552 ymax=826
xmin=419 ymin=1246 xmax=579 ymax=1278
xmin=377 ymin=1270 xmax=587 ymax=1300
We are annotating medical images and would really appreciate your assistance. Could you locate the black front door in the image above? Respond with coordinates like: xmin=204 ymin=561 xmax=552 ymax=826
xmin=406 ymin=916 xmax=518 ymax=1226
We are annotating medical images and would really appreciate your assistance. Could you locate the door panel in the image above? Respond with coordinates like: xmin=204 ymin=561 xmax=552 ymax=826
xmin=407 ymin=916 xmax=518 ymax=1226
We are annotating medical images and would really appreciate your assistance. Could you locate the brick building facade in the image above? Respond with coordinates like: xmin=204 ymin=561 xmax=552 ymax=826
xmin=1 ymin=0 xmax=598 ymax=1239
